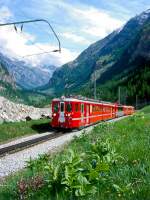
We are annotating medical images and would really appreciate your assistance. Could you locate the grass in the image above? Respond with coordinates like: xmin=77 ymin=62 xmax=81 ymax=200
xmin=0 ymin=109 xmax=150 ymax=199
xmin=0 ymin=119 xmax=51 ymax=144
xmin=139 ymin=105 xmax=150 ymax=114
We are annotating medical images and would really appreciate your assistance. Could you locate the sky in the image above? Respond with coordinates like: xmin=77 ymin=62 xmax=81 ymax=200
xmin=0 ymin=0 xmax=149 ymax=67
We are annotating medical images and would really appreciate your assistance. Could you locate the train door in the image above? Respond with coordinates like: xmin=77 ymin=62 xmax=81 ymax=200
xmin=81 ymin=103 xmax=84 ymax=125
xmin=111 ymin=106 xmax=113 ymax=118
xmin=86 ymin=105 xmax=90 ymax=125
xmin=59 ymin=102 xmax=65 ymax=123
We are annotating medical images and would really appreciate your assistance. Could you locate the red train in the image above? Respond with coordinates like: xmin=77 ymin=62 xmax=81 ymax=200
xmin=51 ymin=96 xmax=134 ymax=129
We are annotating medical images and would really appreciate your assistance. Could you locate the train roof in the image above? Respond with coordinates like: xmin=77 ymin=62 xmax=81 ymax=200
xmin=52 ymin=96 xmax=116 ymax=106
xmin=122 ymin=105 xmax=134 ymax=108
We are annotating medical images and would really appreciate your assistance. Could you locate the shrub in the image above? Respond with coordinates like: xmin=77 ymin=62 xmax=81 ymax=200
xmin=21 ymin=139 xmax=117 ymax=199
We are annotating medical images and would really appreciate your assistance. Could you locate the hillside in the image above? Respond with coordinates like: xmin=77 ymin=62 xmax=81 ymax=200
xmin=46 ymin=9 xmax=150 ymax=105
xmin=0 ymin=61 xmax=18 ymax=99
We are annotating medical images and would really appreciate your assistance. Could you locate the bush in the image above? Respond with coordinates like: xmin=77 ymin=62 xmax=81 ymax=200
xmin=17 ymin=140 xmax=118 ymax=199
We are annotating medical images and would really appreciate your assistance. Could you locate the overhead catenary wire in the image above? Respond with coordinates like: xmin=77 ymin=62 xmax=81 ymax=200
xmin=9 ymin=11 xmax=54 ymax=56
xmin=0 ymin=25 xmax=55 ymax=59
xmin=22 ymin=50 xmax=60 ymax=58
xmin=0 ymin=19 xmax=61 ymax=57
xmin=16 ymin=10 xmax=58 ymax=54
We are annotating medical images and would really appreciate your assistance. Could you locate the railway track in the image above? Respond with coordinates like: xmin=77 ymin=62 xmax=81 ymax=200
xmin=0 ymin=131 xmax=66 ymax=157
xmin=0 ymin=116 xmax=128 ymax=178
xmin=0 ymin=116 xmax=127 ymax=157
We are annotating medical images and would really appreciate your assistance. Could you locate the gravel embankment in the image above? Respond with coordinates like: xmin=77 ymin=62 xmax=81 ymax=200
xmin=0 ymin=116 xmax=127 ymax=179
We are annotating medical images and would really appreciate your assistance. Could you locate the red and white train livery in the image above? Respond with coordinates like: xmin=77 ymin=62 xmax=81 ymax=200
xmin=51 ymin=96 xmax=134 ymax=129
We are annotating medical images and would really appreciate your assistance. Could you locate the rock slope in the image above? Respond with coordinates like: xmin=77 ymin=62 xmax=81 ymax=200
xmin=0 ymin=96 xmax=51 ymax=123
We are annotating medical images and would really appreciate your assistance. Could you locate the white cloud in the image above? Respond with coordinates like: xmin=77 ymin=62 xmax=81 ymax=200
xmin=32 ymin=0 xmax=124 ymax=38
xmin=24 ymin=44 xmax=79 ymax=67
xmin=43 ymin=1 xmax=123 ymax=37
xmin=0 ymin=6 xmax=12 ymax=22
xmin=83 ymin=28 xmax=107 ymax=38
xmin=62 ymin=32 xmax=90 ymax=45
xmin=72 ymin=6 xmax=123 ymax=37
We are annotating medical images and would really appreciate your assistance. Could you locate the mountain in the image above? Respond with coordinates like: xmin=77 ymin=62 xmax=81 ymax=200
xmin=0 ymin=61 xmax=23 ymax=103
xmin=46 ymin=9 xmax=150 ymax=104
xmin=0 ymin=61 xmax=16 ymax=92
xmin=0 ymin=59 xmax=53 ymax=107
xmin=0 ymin=52 xmax=56 ymax=89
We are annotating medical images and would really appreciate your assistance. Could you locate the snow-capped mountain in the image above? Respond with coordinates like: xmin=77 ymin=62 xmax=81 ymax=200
xmin=0 ymin=52 xmax=56 ymax=89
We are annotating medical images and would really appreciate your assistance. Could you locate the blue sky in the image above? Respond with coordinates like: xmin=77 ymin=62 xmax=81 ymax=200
xmin=0 ymin=0 xmax=149 ymax=67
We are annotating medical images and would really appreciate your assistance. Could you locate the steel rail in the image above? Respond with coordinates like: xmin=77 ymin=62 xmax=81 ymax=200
xmin=0 ymin=131 xmax=64 ymax=157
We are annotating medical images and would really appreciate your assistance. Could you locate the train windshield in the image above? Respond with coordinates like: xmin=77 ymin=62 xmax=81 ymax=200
xmin=60 ymin=102 xmax=64 ymax=112
xmin=66 ymin=103 xmax=72 ymax=112
xmin=53 ymin=102 xmax=59 ymax=112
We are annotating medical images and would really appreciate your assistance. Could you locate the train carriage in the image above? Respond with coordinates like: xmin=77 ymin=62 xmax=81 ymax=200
xmin=123 ymin=105 xmax=135 ymax=115
xmin=51 ymin=96 xmax=132 ymax=129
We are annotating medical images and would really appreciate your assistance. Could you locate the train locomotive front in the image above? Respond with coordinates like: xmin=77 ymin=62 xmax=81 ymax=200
xmin=51 ymin=97 xmax=72 ymax=129
xmin=51 ymin=97 xmax=85 ymax=129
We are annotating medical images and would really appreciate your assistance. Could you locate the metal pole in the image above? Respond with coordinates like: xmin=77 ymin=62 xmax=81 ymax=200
xmin=125 ymin=89 xmax=127 ymax=105
xmin=94 ymin=71 xmax=96 ymax=99
xmin=118 ymin=86 xmax=121 ymax=104
xmin=136 ymin=95 xmax=138 ymax=110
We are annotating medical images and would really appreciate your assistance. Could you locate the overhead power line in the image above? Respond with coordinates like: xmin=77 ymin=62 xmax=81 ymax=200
xmin=9 ymin=11 xmax=55 ymax=55
xmin=22 ymin=50 xmax=60 ymax=58
xmin=0 ymin=19 xmax=61 ymax=57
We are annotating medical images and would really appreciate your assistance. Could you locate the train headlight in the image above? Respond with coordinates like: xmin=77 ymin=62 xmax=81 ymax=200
xmin=66 ymin=113 xmax=71 ymax=117
xmin=53 ymin=113 xmax=56 ymax=116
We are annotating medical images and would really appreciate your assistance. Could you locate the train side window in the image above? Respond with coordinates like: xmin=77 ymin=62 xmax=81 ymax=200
xmin=66 ymin=103 xmax=72 ymax=112
xmin=75 ymin=103 xmax=79 ymax=112
xmin=54 ymin=103 xmax=59 ymax=112
xmin=81 ymin=104 xmax=84 ymax=113
xmin=93 ymin=105 xmax=95 ymax=112
xmin=118 ymin=107 xmax=123 ymax=112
